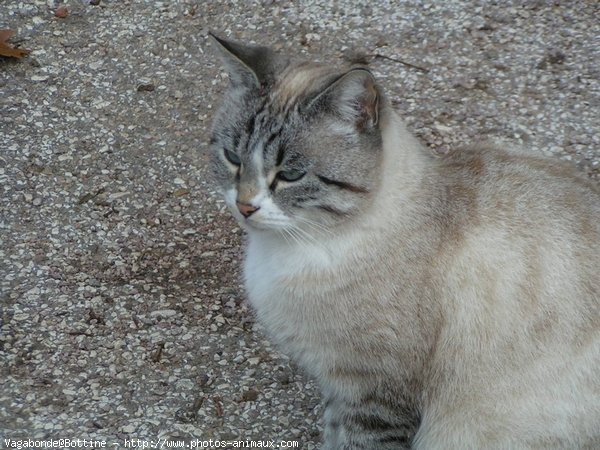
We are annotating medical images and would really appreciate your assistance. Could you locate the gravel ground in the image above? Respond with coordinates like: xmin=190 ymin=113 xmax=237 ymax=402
xmin=1 ymin=0 xmax=599 ymax=448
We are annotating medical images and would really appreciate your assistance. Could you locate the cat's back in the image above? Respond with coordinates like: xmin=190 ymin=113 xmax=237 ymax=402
xmin=425 ymin=141 xmax=599 ymax=355
xmin=431 ymin=144 xmax=600 ymax=305
xmin=414 ymin=144 xmax=600 ymax=449
xmin=434 ymin=143 xmax=600 ymax=240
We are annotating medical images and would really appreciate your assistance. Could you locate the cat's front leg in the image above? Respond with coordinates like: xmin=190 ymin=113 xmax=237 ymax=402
xmin=322 ymin=396 xmax=416 ymax=450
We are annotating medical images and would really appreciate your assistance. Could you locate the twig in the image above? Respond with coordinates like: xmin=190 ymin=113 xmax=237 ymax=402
xmin=372 ymin=53 xmax=430 ymax=73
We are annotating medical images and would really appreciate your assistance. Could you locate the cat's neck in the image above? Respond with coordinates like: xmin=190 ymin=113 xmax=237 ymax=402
xmin=362 ymin=107 xmax=430 ymax=230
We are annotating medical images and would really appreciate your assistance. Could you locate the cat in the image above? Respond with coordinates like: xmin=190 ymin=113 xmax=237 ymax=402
xmin=208 ymin=33 xmax=600 ymax=450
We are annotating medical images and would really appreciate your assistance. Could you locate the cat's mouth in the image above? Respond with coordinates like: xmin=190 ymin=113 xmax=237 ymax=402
xmin=243 ymin=216 xmax=289 ymax=232
xmin=229 ymin=209 xmax=280 ymax=231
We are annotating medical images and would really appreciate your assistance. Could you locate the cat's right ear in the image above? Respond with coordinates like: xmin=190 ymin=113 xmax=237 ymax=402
xmin=209 ymin=32 xmax=284 ymax=90
xmin=306 ymin=68 xmax=380 ymax=133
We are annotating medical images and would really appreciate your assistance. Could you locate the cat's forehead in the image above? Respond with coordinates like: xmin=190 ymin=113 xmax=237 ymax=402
xmin=270 ymin=62 xmax=338 ymax=110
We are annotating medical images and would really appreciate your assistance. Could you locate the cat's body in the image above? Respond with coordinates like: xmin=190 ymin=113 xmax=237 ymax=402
xmin=209 ymin=35 xmax=600 ymax=449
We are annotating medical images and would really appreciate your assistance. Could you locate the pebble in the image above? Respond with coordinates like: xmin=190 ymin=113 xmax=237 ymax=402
xmin=136 ymin=83 xmax=155 ymax=92
xmin=149 ymin=309 xmax=177 ymax=318
xmin=55 ymin=6 xmax=68 ymax=18
xmin=241 ymin=389 xmax=259 ymax=402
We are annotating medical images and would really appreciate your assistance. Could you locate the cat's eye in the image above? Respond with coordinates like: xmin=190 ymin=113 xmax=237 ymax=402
xmin=277 ymin=169 xmax=306 ymax=182
xmin=224 ymin=148 xmax=241 ymax=166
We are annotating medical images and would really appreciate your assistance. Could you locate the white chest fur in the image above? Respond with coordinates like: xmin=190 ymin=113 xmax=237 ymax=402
xmin=244 ymin=231 xmax=340 ymax=308
xmin=242 ymin=227 xmax=413 ymax=401
xmin=244 ymin=231 xmax=375 ymax=376
xmin=244 ymin=230 xmax=348 ymax=336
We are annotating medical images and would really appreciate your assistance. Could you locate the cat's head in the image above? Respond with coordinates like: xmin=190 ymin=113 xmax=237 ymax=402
xmin=209 ymin=34 xmax=385 ymax=236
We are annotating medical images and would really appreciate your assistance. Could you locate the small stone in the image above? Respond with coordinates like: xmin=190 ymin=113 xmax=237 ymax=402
xmin=434 ymin=123 xmax=453 ymax=133
xmin=214 ymin=315 xmax=225 ymax=324
xmin=305 ymin=33 xmax=321 ymax=42
xmin=241 ymin=389 xmax=259 ymax=402
xmin=198 ymin=374 xmax=210 ymax=387
xmin=175 ymin=379 xmax=195 ymax=390
xmin=137 ymin=82 xmax=155 ymax=92
xmin=149 ymin=309 xmax=177 ymax=318
xmin=121 ymin=424 xmax=135 ymax=433
xmin=174 ymin=407 xmax=197 ymax=423
xmin=108 ymin=192 xmax=129 ymax=200
xmin=55 ymin=6 xmax=68 ymax=18
xmin=452 ymin=76 xmax=477 ymax=90
xmin=173 ymin=188 xmax=189 ymax=197
xmin=32 ymin=197 xmax=42 ymax=206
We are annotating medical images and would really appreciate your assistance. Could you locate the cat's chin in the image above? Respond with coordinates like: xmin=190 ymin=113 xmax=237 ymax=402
xmin=241 ymin=221 xmax=269 ymax=232
xmin=239 ymin=218 xmax=286 ymax=233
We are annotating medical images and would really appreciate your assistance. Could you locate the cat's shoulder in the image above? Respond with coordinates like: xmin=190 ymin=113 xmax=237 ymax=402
xmin=438 ymin=141 xmax=556 ymax=172
xmin=432 ymin=142 xmax=600 ymax=213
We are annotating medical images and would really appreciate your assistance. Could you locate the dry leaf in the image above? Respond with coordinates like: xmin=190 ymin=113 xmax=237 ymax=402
xmin=0 ymin=29 xmax=31 ymax=58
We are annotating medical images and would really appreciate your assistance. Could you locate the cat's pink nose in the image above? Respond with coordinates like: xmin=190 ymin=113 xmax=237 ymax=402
xmin=236 ymin=201 xmax=259 ymax=218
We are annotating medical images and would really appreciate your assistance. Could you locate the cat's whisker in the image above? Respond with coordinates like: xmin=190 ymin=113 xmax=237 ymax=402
xmin=290 ymin=217 xmax=334 ymax=246
xmin=278 ymin=228 xmax=292 ymax=246
xmin=291 ymin=226 xmax=322 ymax=252
xmin=290 ymin=224 xmax=334 ymax=258
xmin=293 ymin=215 xmax=333 ymax=237
xmin=291 ymin=225 xmax=318 ymax=247
xmin=284 ymin=226 xmax=304 ymax=248
xmin=290 ymin=227 xmax=313 ymax=248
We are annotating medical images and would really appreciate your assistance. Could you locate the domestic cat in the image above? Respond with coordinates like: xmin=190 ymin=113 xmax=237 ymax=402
xmin=208 ymin=33 xmax=600 ymax=450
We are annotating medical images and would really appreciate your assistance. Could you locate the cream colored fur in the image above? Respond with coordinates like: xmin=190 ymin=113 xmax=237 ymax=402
xmin=243 ymin=108 xmax=600 ymax=449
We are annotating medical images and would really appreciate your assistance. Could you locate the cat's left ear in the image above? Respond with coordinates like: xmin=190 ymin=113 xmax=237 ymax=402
xmin=308 ymin=68 xmax=380 ymax=132
xmin=209 ymin=32 xmax=286 ymax=90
